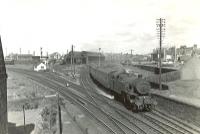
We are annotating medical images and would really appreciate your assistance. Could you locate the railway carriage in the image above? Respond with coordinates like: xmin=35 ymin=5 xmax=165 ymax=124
xmin=88 ymin=64 xmax=156 ymax=111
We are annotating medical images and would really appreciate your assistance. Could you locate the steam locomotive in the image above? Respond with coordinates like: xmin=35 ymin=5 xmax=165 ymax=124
xmin=88 ymin=64 xmax=156 ymax=111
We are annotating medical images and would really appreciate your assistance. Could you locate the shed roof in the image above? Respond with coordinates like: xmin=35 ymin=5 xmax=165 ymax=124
xmin=82 ymin=51 xmax=104 ymax=57
xmin=33 ymin=61 xmax=44 ymax=65
xmin=67 ymin=51 xmax=82 ymax=58
xmin=18 ymin=54 xmax=33 ymax=58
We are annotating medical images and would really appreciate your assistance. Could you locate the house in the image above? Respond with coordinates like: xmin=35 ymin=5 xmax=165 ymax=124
xmin=34 ymin=62 xmax=47 ymax=72
xmin=49 ymin=52 xmax=61 ymax=60
xmin=176 ymin=44 xmax=200 ymax=62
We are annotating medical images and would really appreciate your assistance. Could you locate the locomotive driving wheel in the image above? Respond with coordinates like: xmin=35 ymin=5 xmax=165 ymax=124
xmin=121 ymin=92 xmax=126 ymax=105
xmin=148 ymin=105 xmax=153 ymax=111
xmin=123 ymin=94 xmax=126 ymax=105
xmin=132 ymin=104 xmax=138 ymax=112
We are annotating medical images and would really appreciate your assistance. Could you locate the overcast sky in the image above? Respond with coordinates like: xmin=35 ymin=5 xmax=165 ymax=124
xmin=0 ymin=0 xmax=200 ymax=55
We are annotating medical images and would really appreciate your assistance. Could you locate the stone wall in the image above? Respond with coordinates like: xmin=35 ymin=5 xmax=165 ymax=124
xmin=153 ymin=94 xmax=200 ymax=124
xmin=0 ymin=36 xmax=7 ymax=134
xmin=0 ymin=79 xmax=7 ymax=134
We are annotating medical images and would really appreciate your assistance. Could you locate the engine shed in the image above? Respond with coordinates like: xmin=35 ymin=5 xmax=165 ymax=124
xmin=65 ymin=51 xmax=105 ymax=64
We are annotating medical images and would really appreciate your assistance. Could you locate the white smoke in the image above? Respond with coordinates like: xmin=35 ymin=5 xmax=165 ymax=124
xmin=180 ymin=56 xmax=200 ymax=80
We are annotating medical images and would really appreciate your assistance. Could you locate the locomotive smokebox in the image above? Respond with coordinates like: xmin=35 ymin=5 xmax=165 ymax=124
xmin=132 ymin=79 xmax=151 ymax=95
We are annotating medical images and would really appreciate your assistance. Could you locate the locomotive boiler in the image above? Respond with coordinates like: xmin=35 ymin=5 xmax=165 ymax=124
xmin=88 ymin=64 xmax=156 ymax=111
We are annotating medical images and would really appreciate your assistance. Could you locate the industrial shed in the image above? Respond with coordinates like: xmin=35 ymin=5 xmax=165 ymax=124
xmin=65 ymin=51 xmax=105 ymax=64
xmin=66 ymin=51 xmax=83 ymax=64
xmin=82 ymin=51 xmax=105 ymax=64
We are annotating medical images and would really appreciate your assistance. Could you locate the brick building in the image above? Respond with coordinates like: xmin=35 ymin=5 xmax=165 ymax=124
xmin=0 ymin=36 xmax=8 ymax=134
xmin=176 ymin=44 xmax=200 ymax=62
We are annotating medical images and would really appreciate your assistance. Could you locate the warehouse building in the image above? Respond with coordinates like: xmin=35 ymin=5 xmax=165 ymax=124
xmin=65 ymin=51 xmax=105 ymax=64
xmin=6 ymin=54 xmax=41 ymax=64
xmin=0 ymin=36 xmax=8 ymax=134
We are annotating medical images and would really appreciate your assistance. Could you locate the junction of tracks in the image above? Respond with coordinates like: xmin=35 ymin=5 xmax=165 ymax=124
xmin=7 ymin=66 xmax=200 ymax=134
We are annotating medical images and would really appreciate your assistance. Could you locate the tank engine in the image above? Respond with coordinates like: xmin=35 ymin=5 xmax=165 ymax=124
xmin=89 ymin=64 xmax=156 ymax=111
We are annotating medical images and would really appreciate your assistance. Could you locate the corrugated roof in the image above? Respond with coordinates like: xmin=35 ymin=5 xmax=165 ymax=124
xmin=67 ymin=51 xmax=105 ymax=58
xmin=17 ymin=54 xmax=33 ymax=58
xmin=67 ymin=51 xmax=82 ymax=58
xmin=82 ymin=51 xmax=104 ymax=57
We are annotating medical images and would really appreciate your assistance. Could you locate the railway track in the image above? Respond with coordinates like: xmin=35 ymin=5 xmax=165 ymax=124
xmin=82 ymin=70 xmax=165 ymax=134
xmin=8 ymin=68 xmax=200 ymax=134
xmin=142 ymin=111 xmax=198 ymax=134
xmin=81 ymin=67 xmax=200 ymax=134
xmin=152 ymin=109 xmax=200 ymax=133
xmin=8 ymin=69 xmax=126 ymax=134
xmin=80 ymin=71 xmax=142 ymax=134
xmin=81 ymin=69 xmax=164 ymax=134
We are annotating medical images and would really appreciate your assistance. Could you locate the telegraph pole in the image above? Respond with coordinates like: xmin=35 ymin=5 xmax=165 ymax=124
xmin=71 ymin=45 xmax=75 ymax=76
xmin=99 ymin=48 xmax=101 ymax=67
xmin=174 ymin=46 xmax=176 ymax=63
xmin=40 ymin=47 xmax=43 ymax=58
xmin=23 ymin=105 xmax=26 ymax=133
xmin=71 ymin=45 xmax=73 ymax=73
xmin=73 ymin=45 xmax=75 ymax=76
xmin=156 ymin=18 xmax=165 ymax=90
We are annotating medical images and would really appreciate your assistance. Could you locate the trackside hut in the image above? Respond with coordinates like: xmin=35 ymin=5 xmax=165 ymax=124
xmin=34 ymin=62 xmax=47 ymax=72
